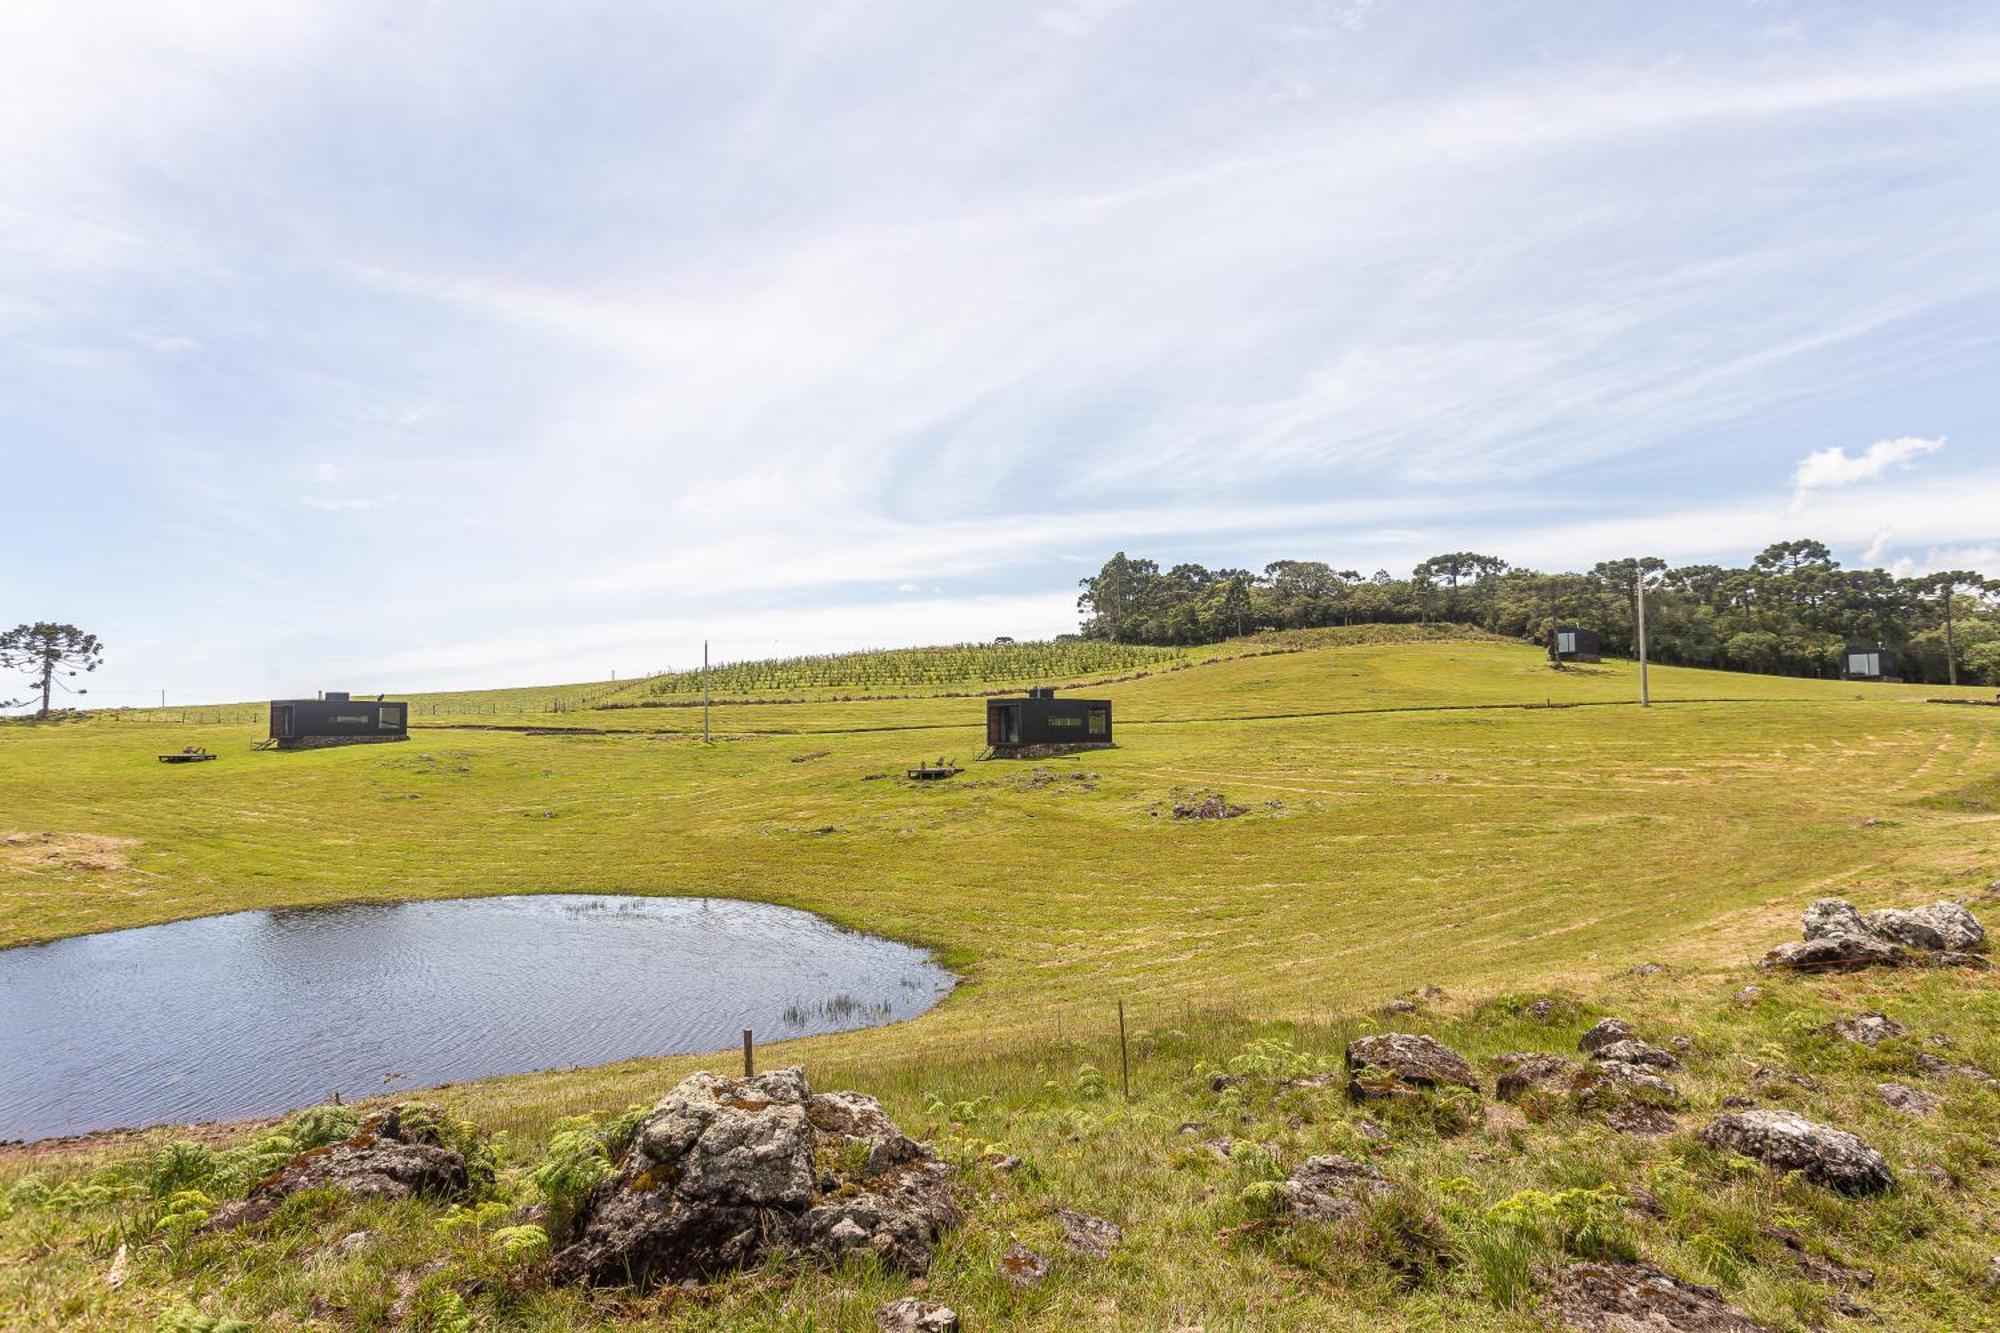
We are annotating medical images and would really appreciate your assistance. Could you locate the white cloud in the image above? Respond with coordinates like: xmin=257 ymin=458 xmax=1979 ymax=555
xmin=298 ymin=494 xmax=383 ymax=511
xmin=312 ymin=461 xmax=339 ymax=484
xmin=1860 ymin=529 xmax=1895 ymax=567
xmin=1791 ymin=436 xmax=1944 ymax=500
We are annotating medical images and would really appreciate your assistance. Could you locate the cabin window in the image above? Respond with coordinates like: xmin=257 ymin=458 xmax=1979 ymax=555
xmin=1848 ymin=652 xmax=1880 ymax=677
xmin=1088 ymin=707 xmax=1108 ymax=736
xmin=1050 ymin=714 xmax=1082 ymax=729
xmin=1556 ymin=631 xmax=1577 ymax=655
xmin=379 ymin=706 xmax=405 ymax=730
xmin=333 ymin=713 xmax=369 ymax=724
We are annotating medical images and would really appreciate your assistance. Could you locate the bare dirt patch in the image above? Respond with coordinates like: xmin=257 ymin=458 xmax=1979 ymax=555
xmin=1 ymin=830 xmax=138 ymax=876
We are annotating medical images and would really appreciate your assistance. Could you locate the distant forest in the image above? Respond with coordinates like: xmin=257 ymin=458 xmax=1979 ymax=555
xmin=1077 ymin=541 xmax=2000 ymax=685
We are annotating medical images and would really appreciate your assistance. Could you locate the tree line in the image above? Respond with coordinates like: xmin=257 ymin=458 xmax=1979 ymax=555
xmin=1076 ymin=541 xmax=2000 ymax=685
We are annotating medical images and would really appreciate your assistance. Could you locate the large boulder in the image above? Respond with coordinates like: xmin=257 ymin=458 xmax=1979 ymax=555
xmin=1576 ymin=1018 xmax=1635 ymax=1054
xmin=549 ymin=1068 xmax=956 ymax=1288
xmin=1863 ymin=902 xmax=1985 ymax=953
xmin=1760 ymin=934 xmax=1905 ymax=973
xmin=204 ymin=1103 xmax=471 ymax=1232
xmin=1548 ymin=1259 xmax=1773 ymax=1331
xmin=1766 ymin=897 xmax=1985 ymax=972
xmin=1494 ymin=1053 xmax=1577 ymax=1101
xmin=1589 ymin=1038 xmax=1681 ymax=1071
xmin=1699 ymin=1110 xmax=1893 ymax=1196
xmin=1801 ymin=898 xmax=1870 ymax=941
xmin=1344 ymin=1033 xmax=1479 ymax=1097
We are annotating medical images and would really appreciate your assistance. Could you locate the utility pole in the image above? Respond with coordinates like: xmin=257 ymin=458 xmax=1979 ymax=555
xmin=1635 ymin=566 xmax=1651 ymax=708
xmin=703 ymin=640 xmax=711 ymax=744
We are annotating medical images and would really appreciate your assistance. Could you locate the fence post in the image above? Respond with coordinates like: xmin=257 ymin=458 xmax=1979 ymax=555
xmin=743 ymin=1029 xmax=754 ymax=1078
xmin=1118 ymin=1000 xmax=1130 ymax=1101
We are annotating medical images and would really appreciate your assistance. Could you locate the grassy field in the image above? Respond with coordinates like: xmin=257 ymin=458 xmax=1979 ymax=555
xmin=3 ymin=632 xmax=1998 ymax=1329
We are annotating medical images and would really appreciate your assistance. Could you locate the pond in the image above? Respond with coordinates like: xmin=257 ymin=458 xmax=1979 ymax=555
xmin=0 ymin=894 xmax=953 ymax=1142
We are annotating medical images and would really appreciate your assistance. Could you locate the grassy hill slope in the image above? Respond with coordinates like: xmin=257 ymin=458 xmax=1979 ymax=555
xmin=3 ymin=634 xmax=1998 ymax=1329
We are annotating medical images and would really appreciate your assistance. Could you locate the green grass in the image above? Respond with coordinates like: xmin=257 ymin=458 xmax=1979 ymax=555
xmin=3 ymin=632 xmax=1998 ymax=1328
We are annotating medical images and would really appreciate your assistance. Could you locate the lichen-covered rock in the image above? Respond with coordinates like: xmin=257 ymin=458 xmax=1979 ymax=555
xmin=1588 ymin=1038 xmax=1681 ymax=1071
xmin=1281 ymin=1155 xmax=1391 ymax=1222
xmin=1759 ymin=934 xmax=1906 ymax=973
xmin=1801 ymin=898 xmax=1871 ymax=941
xmin=1057 ymin=1209 xmax=1122 ymax=1257
xmin=1875 ymin=1083 xmax=1940 ymax=1117
xmin=998 ymin=1242 xmax=1050 ymax=1287
xmin=1830 ymin=1012 xmax=1907 ymax=1046
xmin=1862 ymin=902 xmax=1985 ymax=953
xmin=1699 ymin=1110 xmax=1893 ymax=1195
xmin=877 ymin=1297 xmax=960 ymax=1332
xmin=1344 ymin=1033 xmax=1478 ymax=1097
xmin=1576 ymin=1018 xmax=1636 ymax=1054
xmin=1549 ymin=1259 xmax=1773 ymax=1331
xmin=1494 ymin=1052 xmax=1577 ymax=1101
xmin=549 ymin=1068 xmax=956 ymax=1288
xmin=204 ymin=1103 xmax=470 ymax=1232
xmin=1573 ymin=1060 xmax=1681 ymax=1110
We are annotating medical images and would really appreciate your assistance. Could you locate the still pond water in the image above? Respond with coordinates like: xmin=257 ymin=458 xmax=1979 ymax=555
xmin=0 ymin=894 xmax=952 ymax=1141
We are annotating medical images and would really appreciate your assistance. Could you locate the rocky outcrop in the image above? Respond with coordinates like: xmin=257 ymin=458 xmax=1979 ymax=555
xmin=1281 ymin=1154 xmax=1391 ymax=1222
xmin=1699 ymin=1110 xmax=1893 ymax=1195
xmin=1576 ymin=1018 xmax=1636 ymax=1054
xmin=877 ymin=1298 xmax=960 ymax=1332
xmin=1588 ymin=1038 xmax=1681 ymax=1071
xmin=1830 ymin=1012 xmax=1907 ymax=1046
xmin=1862 ymin=902 xmax=1984 ymax=953
xmin=1494 ymin=1052 xmax=1577 ymax=1101
xmin=1549 ymin=1259 xmax=1773 ymax=1331
xmin=1764 ymin=898 xmax=1986 ymax=972
xmin=548 ymin=1068 xmax=956 ymax=1288
xmin=204 ymin=1104 xmax=470 ymax=1232
xmin=1344 ymin=1033 xmax=1479 ymax=1098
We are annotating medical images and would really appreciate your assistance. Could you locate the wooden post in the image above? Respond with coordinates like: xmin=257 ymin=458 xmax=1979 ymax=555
xmin=1117 ymin=1000 xmax=1130 ymax=1101
xmin=742 ymin=1028 xmax=754 ymax=1077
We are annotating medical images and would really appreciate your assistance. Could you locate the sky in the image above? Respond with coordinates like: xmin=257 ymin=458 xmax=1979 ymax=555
xmin=3 ymin=2 xmax=1998 ymax=706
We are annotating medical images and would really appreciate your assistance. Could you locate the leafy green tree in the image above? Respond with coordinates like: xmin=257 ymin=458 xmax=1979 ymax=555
xmin=0 ymin=623 xmax=104 ymax=717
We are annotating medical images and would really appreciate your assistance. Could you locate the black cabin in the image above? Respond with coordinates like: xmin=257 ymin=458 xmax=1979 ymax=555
xmin=1840 ymin=643 xmax=1896 ymax=682
xmin=268 ymin=692 xmax=409 ymax=748
xmin=1551 ymin=626 xmax=1602 ymax=663
xmin=986 ymin=687 xmax=1111 ymax=754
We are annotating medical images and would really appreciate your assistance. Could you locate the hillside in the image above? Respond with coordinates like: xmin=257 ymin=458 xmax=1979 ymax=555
xmin=3 ymin=634 xmax=1999 ymax=1329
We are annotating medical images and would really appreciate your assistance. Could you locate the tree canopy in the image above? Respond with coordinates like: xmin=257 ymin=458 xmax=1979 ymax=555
xmin=1076 ymin=546 xmax=2000 ymax=684
xmin=0 ymin=623 xmax=105 ymax=717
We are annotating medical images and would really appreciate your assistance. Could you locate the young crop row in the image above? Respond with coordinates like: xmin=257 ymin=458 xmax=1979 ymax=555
xmin=643 ymin=641 xmax=1191 ymax=695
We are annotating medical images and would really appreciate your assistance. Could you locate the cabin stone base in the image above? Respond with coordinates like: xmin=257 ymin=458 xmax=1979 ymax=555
xmin=275 ymin=734 xmax=411 ymax=750
xmin=986 ymin=741 xmax=1116 ymax=760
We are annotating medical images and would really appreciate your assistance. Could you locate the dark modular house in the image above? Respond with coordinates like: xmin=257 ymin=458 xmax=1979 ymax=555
xmin=1551 ymin=626 xmax=1602 ymax=663
xmin=986 ymin=687 xmax=1111 ymax=755
xmin=268 ymin=692 xmax=409 ymax=749
xmin=1841 ymin=643 xmax=1898 ymax=682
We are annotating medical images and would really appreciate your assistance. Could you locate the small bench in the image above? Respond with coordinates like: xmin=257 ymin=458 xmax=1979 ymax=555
xmin=158 ymin=747 xmax=218 ymax=764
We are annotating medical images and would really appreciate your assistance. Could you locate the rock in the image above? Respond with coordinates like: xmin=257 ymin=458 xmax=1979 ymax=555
xmin=1524 ymin=998 xmax=1572 ymax=1022
xmin=1733 ymin=985 xmax=1763 ymax=1007
xmin=1913 ymin=1053 xmax=1998 ymax=1086
xmin=1494 ymin=1052 xmax=1576 ymax=1101
xmin=1875 ymin=1083 xmax=1940 ymax=1116
xmin=549 ymin=1068 xmax=957 ymax=1288
xmin=203 ymin=1104 xmax=470 ymax=1232
xmin=1603 ymin=1104 xmax=1678 ymax=1136
xmin=1802 ymin=898 xmax=1871 ymax=941
xmin=1171 ymin=795 xmax=1246 ymax=821
xmin=1986 ymin=1255 xmax=2000 ymax=1291
xmin=1760 ymin=934 xmax=1906 ymax=973
xmin=1576 ymin=1018 xmax=1636 ymax=1054
xmin=1862 ymin=902 xmax=1985 ymax=953
xmin=103 ymin=1242 xmax=127 ymax=1289
xmin=1751 ymin=1065 xmax=1818 ymax=1094
xmin=1589 ymin=1039 xmax=1681 ymax=1071
xmin=1351 ymin=1117 xmax=1387 ymax=1141
xmin=1719 ymin=1095 xmax=1756 ymax=1109
xmin=1280 ymin=1155 xmax=1391 ymax=1222
xmin=328 ymin=1230 xmax=375 ymax=1258
xmin=1830 ymin=1012 xmax=1907 ymax=1046
xmin=1630 ymin=962 xmax=1667 ymax=977
xmin=1931 ymin=950 xmax=1992 ymax=970
xmin=998 ymin=1242 xmax=1050 ymax=1288
xmin=877 ymin=1298 xmax=960 ymax=1332
xmin=1378 ymin=998 xmax=1418 ymax=1015
xmin=1057 ymin=1209 xmax=1121 ymax=1257
xmin=1209 ymin=1073 xmax=1245 ymax=1092
xmin=1549 ymin=1259 xmax=1772 ymax=1331
xmin=1699 ymin=1110 xmax=1893 ymax=1195
xmin=1344 ymin=1033 xmax=1479 ymax=1097
xmin=1573 ymin=1060 xmax=1681 ymax=1109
